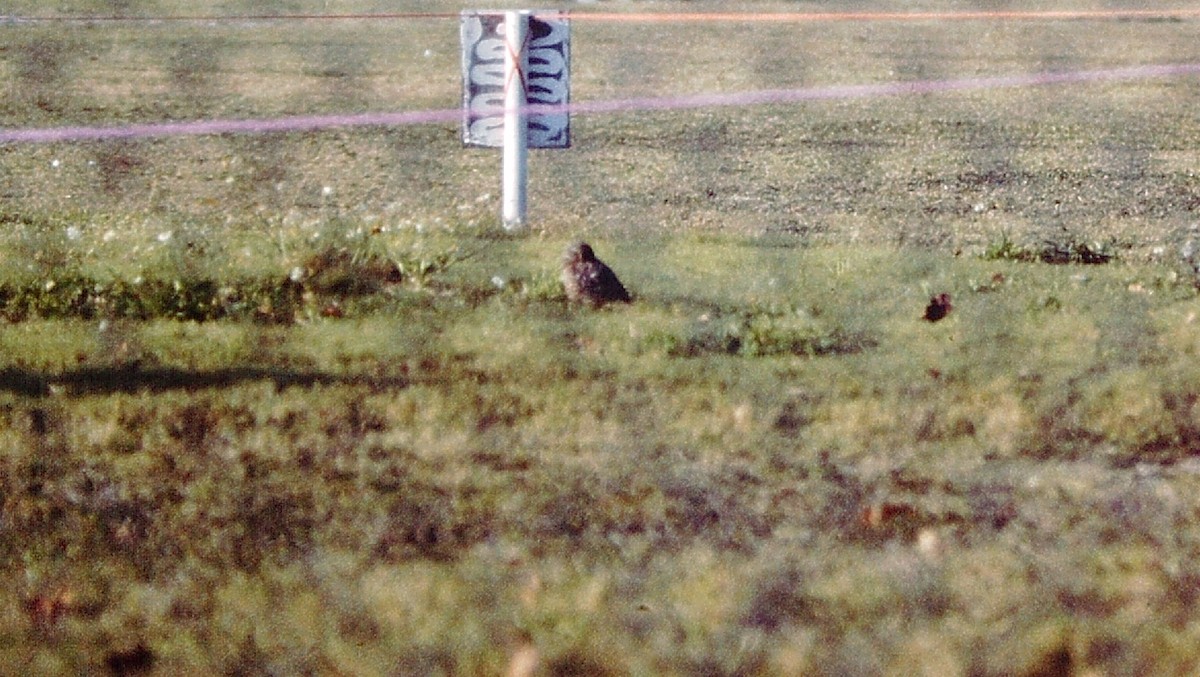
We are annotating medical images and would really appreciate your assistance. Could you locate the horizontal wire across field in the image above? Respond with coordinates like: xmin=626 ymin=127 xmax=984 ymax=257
xmin=3 ymin=64 xmax=1200 ymax=144
xmin=5 ymin=8 xmax=1200 ymax=22
xmin=2 ymin=9 xmax=1200 ymax=144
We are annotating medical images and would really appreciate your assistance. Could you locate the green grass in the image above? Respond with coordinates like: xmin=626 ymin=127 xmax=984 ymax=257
xmin=5 ymin=234 xmax=1200 ymax=674
xmin=3 ymin=1 xmax=1200 ymax=674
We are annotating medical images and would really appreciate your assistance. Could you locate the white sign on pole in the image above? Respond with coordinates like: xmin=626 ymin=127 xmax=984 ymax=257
xmin=461 ymin=10 xmax=570 ymax=229
xmin=461 ymin=10 xmax=570 ymax=148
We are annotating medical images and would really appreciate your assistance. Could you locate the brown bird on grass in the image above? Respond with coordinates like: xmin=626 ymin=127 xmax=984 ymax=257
xmin=561 ymin=241 xmax=632 ymax=307
xmin=923 ymin=292 xmax=953 ymax=322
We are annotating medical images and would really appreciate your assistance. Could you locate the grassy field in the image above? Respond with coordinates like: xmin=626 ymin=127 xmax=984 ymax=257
xmin=3 ymin=1 xmax=1200 ymax=674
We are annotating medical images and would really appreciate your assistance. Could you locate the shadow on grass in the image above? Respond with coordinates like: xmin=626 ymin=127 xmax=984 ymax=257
xmin=0 ymin=364 xmax=410 ymax=397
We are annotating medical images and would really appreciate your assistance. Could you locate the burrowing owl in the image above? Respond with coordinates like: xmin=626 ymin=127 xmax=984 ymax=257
xmin=561 ymin=241 xmax=631 ymax=307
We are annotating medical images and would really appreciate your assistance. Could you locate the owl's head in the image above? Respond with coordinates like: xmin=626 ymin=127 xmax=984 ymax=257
xmin=565 ymin=241 xmax=596 ymax=263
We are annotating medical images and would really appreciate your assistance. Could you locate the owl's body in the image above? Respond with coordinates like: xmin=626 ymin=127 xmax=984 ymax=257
xmin=561 ymin=242 xmax=631 ymax=307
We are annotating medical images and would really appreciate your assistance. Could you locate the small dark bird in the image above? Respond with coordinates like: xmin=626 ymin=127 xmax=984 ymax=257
xmin=561 ymin=241 xmax=632 ymax=307
xmin=923 ymin=292 xmax=953 ymax=322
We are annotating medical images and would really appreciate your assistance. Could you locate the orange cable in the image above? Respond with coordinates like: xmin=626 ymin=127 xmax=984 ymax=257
xmin=6 ymin=8 xmax=1200 ymax=23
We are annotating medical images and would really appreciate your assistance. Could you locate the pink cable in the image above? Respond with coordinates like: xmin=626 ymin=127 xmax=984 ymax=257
xmin=3 ymin=64 xmax=1198 ymax=145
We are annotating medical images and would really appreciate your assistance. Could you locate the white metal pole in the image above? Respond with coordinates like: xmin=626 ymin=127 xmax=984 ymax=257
xmin=502 ymin=11 xmax=529 ymax=230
